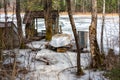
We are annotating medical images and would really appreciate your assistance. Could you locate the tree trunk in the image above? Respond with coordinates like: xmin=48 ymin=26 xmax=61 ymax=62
xmin=118 ymin=0 xmax=120 ymax=56
xmin=0 ymin=0 xmax=7 ymax=69
xmin=44 ymin=0 xmax=52 ymax=41
xmin=0 ymin=48 xmax=1 ymax=65
xmin=4 ymin=0 xmax=7 ymax=24
xmin=4 ymin=0 xmax=7 ymax=37
xmin=82 ymin=0 xmax=85 ymax=13
xmin=16 ymin=0 xmax=24 ymax=48
xmin=66 ymin=0 xmax=83 ymax=75
xmin=71 ymin=0 xmax=75 ymax=12
xmin=0 ymin=29 xmax=2 ymax=68
xmin=89 ymin=0 xmax=102 ymax=68
xmin=101 ymin=0 xmax=105 ymax=54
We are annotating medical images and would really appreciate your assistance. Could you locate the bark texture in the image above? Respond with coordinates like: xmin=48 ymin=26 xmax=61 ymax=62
xmin=101 ymin=0 xmax=105 ymax=54
xmin=118 ymin=0 xmax=120 ymax=55
xmin=89 ymin=0 xmax=103 ymax=68
xmin=16 ymin=0 xmax=24 ymax=48
xmin=44 ymin=0 xmax=52 ymax=41
xmin=66 ymin=0 xmax=83 ymax=75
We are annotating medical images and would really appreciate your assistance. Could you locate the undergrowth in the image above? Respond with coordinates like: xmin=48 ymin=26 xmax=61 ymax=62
xmin=104 ymin=60 xmax=120 ymax=80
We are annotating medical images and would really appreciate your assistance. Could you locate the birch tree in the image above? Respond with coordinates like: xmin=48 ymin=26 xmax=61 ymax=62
xmin=101 ymin=0 xmax=105 ymax=54
xmin=118 ymin=0 xmax=120 ymax=55
xmin=89 ymin=0 xmax=103 ymax=68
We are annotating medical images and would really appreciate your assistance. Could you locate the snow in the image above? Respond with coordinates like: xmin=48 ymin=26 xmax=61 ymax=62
xmin=59 ymin=15 xmax=119 ymax=54
xmin=5 ymin=40 xmax=111 ymax=80
xmin=2 ymin=39 xmax=108 ymax=80
xmin=50 ymin=34 xmax=72 ymax=47
xmin=59 ymin=70 xmax=106 ymax=80
xmin=0 ymin=13 xmax=119 ymax=79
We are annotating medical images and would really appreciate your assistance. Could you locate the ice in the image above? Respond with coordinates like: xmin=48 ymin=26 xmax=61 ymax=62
xmin=0 ymin=13 xmax=119 ymax=79
xmin=0 ymin=13 xmax=119 ymax=52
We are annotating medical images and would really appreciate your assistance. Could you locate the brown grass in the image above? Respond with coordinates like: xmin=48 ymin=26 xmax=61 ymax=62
xmin=59 ymin=12 xmax=119 ymax=16
xmin=0 ymin=11 xmax=119 ymax=16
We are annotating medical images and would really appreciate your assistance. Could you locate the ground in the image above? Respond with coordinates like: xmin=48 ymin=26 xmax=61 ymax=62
xmin=0 ymin=12 xmax=118 ymax=80
xmin=1 ymin=39 xmax=108 ymax=80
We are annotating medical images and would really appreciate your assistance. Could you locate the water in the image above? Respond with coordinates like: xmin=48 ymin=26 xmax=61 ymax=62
xmin=0 ymin=13 xmax=119 ymax=54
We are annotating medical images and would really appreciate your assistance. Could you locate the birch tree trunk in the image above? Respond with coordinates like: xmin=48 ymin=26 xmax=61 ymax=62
xmin=66 ymin=0 xmax=83 ymax=75
xmin=118 ymin=0 xmax=120 ymax=55
xmin=89 ymin=0 xmax=102 ymax=68
xmin=101 ymin=0 xmax=105 ymax=54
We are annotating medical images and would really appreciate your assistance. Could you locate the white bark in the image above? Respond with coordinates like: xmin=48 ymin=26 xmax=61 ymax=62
xmin=101 ymin=0 xmax=105 ymax=54
xmin=118 ymin=0 xmax=120 ymax=55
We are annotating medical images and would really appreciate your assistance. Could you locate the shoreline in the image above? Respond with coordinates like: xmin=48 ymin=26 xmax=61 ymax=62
xmin=0 ymin=11 xmax=119 ymax=16
xmin=59 ymin=12 xmax=119 ymax=16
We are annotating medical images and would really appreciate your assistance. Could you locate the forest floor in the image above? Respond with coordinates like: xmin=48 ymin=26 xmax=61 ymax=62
xmin=0 ymin=11 xmax=119 ymax=80
xmin=0 ymin=39 xmax=108 ymax=80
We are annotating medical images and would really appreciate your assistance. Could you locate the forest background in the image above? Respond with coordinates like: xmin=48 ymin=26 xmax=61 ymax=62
xmin=0 ymin=0 xmax=118 ymax=13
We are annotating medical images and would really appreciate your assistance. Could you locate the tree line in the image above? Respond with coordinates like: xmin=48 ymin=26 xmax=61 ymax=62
xmin=21 ymin=0 xmax=119 ymax=13
xmin=0 ymin=0 xmax=118 ymax=13
xmin=0 ymin=0 xmax=120 ymax=79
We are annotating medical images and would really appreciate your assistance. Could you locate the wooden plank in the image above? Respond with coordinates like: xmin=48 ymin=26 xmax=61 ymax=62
xmin=57 ymin=47 xmax=67 ymax=53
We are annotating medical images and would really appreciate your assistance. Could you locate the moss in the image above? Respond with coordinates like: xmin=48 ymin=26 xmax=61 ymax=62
xmin=45 ymin=25 xmax=52 ymax=41
xmin=20 ymin=41 xmax=26 ymax=49
xmin=45 ymin=30 xmax=52 ymax=41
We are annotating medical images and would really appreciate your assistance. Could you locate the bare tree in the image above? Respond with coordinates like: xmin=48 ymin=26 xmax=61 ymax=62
xmin=66 ymin=0 xmax=83 ymax=75
xmin=118 ymin=0 xmax=120 ymax=55
xmin=44 ymin=0 xmax=53 ymax=41
xmin=71 ymin=0 xmax=76 ymax=12
xmin=3 ymin=0 xmax=7 ymax=43
xmin=101 ymin=0 xmax=105 ymax=54
xmin=0 ymin=0 xmax=7 ymax=69
xmin=89 ymin=0 xmax=103 ymax=68
xmin=4 ymin=0 xmax=7 ymax=24
xmin=16 ymin=0 xmax=24 ymax=47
